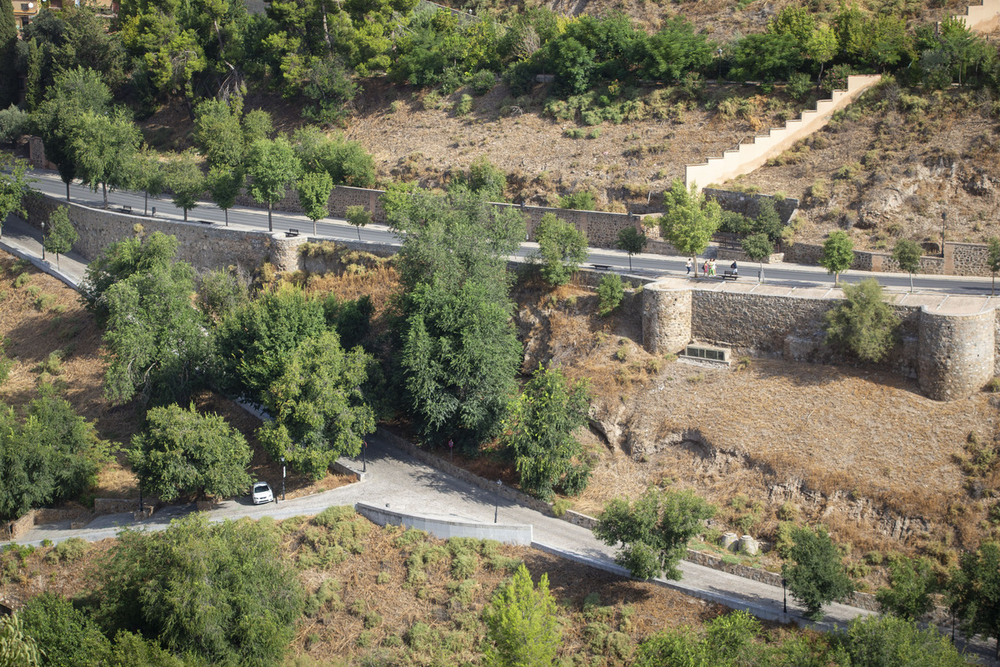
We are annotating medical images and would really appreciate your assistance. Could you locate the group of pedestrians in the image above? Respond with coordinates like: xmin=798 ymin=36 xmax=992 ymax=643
xmin=685 ymin=258 xmax=737 ymax=277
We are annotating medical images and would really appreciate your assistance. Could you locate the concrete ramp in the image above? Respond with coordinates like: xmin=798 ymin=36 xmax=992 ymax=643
xmin=684 ymin=75 xmax=882 ymax=192
xmin=355 ymin=502 xmax=533 ymax=545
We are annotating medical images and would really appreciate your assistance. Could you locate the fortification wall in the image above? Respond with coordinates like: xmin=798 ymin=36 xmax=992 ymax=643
xmin=642 ymin=285 xmax=692 ymax=354
xmin=919 ymin=309 xmax=995 ymax=400
xmin=684 ymin=75 xmax=882 ymax=191
xmin=643 ymin=281 xmax=988 ymax=400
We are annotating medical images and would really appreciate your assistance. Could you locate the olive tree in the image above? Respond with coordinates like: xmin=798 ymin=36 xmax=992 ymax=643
xmin=594 ymin=488 xmax=715 ymax=580
xmin=782 ymin=525 xmax=853 ymax=619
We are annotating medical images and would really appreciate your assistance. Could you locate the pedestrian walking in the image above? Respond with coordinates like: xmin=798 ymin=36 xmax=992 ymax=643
xmin=702 ymin=260 xmax=708 ymax=277
xmin=709 ymin=259 xmax=717 ymax=277
xmin=730 ymin=260 xmax=738 ymax=276
xmin=686 ymin=258 xmax=692 ymax=275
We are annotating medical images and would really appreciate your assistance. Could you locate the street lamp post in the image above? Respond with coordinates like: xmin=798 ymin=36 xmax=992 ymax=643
xmin=280 ymin=456 xmax=286 ymax=501
xmin=362 ymin=440 xmax=367 ymax=473
xmin=448 ymin=438 xmax=453 ymax=463
xmin=782 ymin=578 xmax=787 ymax=614
xmin=40 ymin=221 xmax=45 ymax=260
xmin=494 ymin=480 xmax=502 ymax=523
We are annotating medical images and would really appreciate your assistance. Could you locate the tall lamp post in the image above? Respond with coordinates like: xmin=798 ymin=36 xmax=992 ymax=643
xmin=40 ymin=221 xmax=45 ymax=260
xmin=782 ymin=577 xmax=788 ymax=614
xmin=280 ymin=456 xmax=286 ymax=501
xmin=494 ymin=480 xmax=502 ymax=523
xmin=362 ymin=440 xmax=367 ymax=473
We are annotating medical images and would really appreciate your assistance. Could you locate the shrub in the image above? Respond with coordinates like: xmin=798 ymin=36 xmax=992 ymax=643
xmin=824 ymin=279 xmax=899 ymax=362
xmin=597 ymin=274 xmax=624 ymax=316
xmin=455 ymin=94 xmax=473 ymax=116
xmin=482 ymin=564 xmax=561 ymax=666
xmin=559 ymin=190 xmax=597 ymax=210
xmin=786 ymin=72 xmax=814 ymax=101
xmin=470 ymin=70 xmax=496 ymax=96
xmin=44 ymin=538 xmax=88 ymax=564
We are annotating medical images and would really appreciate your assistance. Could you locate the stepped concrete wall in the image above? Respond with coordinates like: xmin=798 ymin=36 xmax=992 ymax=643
xmin=642 ymin=279 xmax=996 ymax=400
xmin=684 ymin=75 xmax=882 ymax=191
xmin=950 ymin=0 xmax=1000 ymax=32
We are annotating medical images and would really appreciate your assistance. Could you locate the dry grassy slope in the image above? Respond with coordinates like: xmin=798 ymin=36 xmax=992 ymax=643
xmin=0 ymin=515 xmax=733 ymax=663
xmin=732 ymin=86 xmax=1000 ymax=251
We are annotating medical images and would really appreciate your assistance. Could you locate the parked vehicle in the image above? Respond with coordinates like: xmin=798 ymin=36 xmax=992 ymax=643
xmin=251 ymin=481 xmax=274 ymax=504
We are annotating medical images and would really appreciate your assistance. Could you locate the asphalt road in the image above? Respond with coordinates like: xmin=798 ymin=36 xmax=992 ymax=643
xmin=24 ymin=169 xmax=1000 ymax=296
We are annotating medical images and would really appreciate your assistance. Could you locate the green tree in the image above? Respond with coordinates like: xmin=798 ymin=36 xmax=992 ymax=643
xmin=0 ymin=394 xmax=108 ymax=523
xmin=876 ymin=556 xmax=936 ymax=620
xmin=594 ymin=488 xmax=716 ymax=580
xmin=81 ymin=231 xmax=181 ymax=319
xmin=103 ymin=262 xmax=212 ymax=407
xmin=20 ymin=593 xmax=110 ymax=667
xmin=43 ymin=205 xmax=78 ymax=269
xmin=782 ymin=525 xmax=853 ymax=619
xmin=534 ymin=213 xmax=588 ymax=286
xmin=659 ymin=180 xmax=721 ymax=280
xmin=806 ymin=24 xmax=838 ymax=84
xmin=136 ymin=150 xmax=166 ymax=217
xmin=291 ymin=126 xmax=375 ymax=188
xmin=97 ymin=514 xmax=305 ymax=667
xmin=824 ymin=278 xmax=899 ymax=363
xmin=206 ymin=164 xmax=242 ymax=227
xmin=214 ymin=284 xmax=328 ymax=403
xmin=345 ymin=205 xmax=371 ymax=240
xmin=616 ymin=226 xmax=647 ymax=272
xmin=70 ymin=108 xmax=141 ymax=208
xmin=987 ymin=237 xmax=1000 ymax=296
xmin=741 ymin=233 xmax=773 ymax=283
xmin=164 ymin=150 xmax=204 ymax=222
xmin=242 ymin=109 xmax=273 ymax=148
xmin=0 ymin=613 xmax=40 ymax=667
xmin=949 ymin=540 xmax=1000 ymax=660
xmin=482 ymin=564 xmax=562 ymax=667
xmin=506 ymin=365 xmax=590 ymax=500
xmin=386 ymin=188 xmax=525 ymax=446
xmin=295 ymin=170 xmax=333 ymax=236
xmin=819 ymin=230 xmax=854 ymax=285
xmin=258 ymin=330 xmax=375 ymax=479
xmin=196 ymin=269 xmax=249 ymax=323
xmin=597 ymin=273 xmax=624 ymax=316
xmin=0 ymin=1 xmax=18 ymax=112
xmin=246 ymin=137 xmax=301 ymax=232
xmin=193 ymin=95 xmax=245 ymax=170
xmin=842 ymin=614 xmax=967 ymax=667
xmin=892 ymin=239 xmax=922 ymax=293
xmin=639 ymin=17 xmax=714 ymax=82
xmin=129 ymin=403 xmax=252 ymax=502
xmin=33 ymin=67 xmax=111 ymax=200
xmin=729 ymin=33 xmax=803 ymax=82
xmin=0 ymin=155 xmax=29 ymax=238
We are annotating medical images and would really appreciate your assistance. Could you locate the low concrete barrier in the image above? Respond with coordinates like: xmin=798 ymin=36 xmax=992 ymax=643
xmin=355 ymin=502 xmax=533 ymax=545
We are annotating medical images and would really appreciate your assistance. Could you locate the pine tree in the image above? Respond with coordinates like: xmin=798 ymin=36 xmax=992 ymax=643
xmin=0 ymin=0 xmax=17 ymax=109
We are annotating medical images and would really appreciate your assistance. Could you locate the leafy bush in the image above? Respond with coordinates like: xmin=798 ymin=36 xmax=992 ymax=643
xmin=482 ymin=564 xmax=562 ymax=666
xmin=594 ymin=488 xmax=715 ymax=580
xmin=597 ymin=274 xmax=624 ymax=316
xmin=0 ymin=105 xmax=30 ymax=145
xmin=470 ymin=70 xmax=496 ymax=96
xmin=824 ymin=279 xmax=899 ymax=362
xmin=97 ymin=514 xmax=304 ymax=666
xmin=559 ymin=190 xmax=597 ymax=210
xmin=455 ymin=94 xmax=473 ymax=116
xmin=786 ymin=72 xmax=813 ymax=101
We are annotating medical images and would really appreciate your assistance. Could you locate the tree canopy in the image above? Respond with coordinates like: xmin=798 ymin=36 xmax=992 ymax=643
xmin=534 ymin=213 xmax=588 ymax=286
xmin=129 ymin=403 xmax=252 ymax=502
xmin=782 ymin=525 xmax=853 ymax=619
xmin=258 ymin=330 xmax=376 ymax=479
xmin=594 ymin=487 xmax=715 ymax=580
xmin=824 ymin=278 xmax=899 ymax=363
xmin=659 ymin=180 xmax=721 ymax=270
